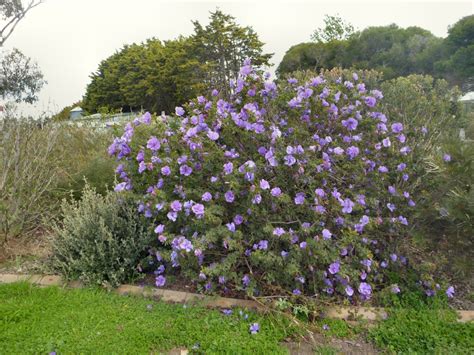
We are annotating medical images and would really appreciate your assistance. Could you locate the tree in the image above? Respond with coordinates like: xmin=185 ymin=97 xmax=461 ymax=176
xmin=82 ymin=38 xmax=208 ymax=114
xmin=83 ymin=10 xmax=272 ymax=113
xmin=435 ymin=15 xmax=474 ymax=90
xmin=0 ymin=0 xmax=44 ymax=103
xmin=277 ymin=41 xmax=346 ymax=75
xmin=0 ymin=0 xmax=42 ymax=46
xmin=191 ymin=10 xmax=272 ymax=97
xmin=0 ymin=47 xmax=44 ymax=103
xmin=278 ymin=22 xmax=441 ymax=80
xmin=311 ymin=14 xmax=355 ymax=43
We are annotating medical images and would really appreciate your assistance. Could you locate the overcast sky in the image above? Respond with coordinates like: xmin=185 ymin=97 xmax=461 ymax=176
xmin=4 ymin=0 xmax=472 ymax=116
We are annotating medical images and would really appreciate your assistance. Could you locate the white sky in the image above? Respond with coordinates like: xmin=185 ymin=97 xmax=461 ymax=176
xmin=3 ymin=0 xmax=473 ymax=116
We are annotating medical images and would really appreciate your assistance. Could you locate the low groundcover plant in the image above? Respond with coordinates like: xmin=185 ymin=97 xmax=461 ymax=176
xmin=108 ymin=60 xmax=451 ymax=301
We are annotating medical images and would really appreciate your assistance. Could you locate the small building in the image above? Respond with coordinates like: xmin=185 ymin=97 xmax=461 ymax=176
xmin=69 ymin=106 xmax=84 ymax=120
xmin=460 ymin=92 xmax=474 ymax=113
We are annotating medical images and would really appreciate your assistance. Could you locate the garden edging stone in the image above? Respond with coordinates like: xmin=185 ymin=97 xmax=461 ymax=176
xmin=1 ymin=273 xmax=472 ymax=323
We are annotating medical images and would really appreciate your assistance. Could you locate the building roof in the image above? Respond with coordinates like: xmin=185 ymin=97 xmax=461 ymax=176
xmin=459 ymin=92 xmax=474 ymax=102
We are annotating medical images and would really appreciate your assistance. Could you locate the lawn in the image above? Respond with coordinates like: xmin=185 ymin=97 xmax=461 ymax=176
xmin=0 ymin=282 xmax=299 ymax=354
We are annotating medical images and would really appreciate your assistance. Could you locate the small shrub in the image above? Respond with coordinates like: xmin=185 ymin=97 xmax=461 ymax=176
xmin=50 ymin=185 xmax=154 ymax=286
xmin=54 ymin=125 xmax=115 ymax=199
xmin=0 ymin=114 xmax=63 ymax=242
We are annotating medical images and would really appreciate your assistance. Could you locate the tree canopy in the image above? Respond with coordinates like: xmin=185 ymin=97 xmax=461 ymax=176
xmin=278 ymin=15 xmax=473 ymax=89
xmin=83 ymin=10 xmax=272 ymax=114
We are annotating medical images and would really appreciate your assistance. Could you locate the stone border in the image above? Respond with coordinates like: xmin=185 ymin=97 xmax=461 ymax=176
xmin=1 ymin=273 xmax=472 ymax=323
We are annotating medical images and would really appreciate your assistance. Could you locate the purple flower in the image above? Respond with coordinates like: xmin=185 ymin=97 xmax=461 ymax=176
xmin=202 ymin=192 xmax=212 ymax=201
xmin=147 ymin=136 xmax=161 ymax=151
xmin=180 ymin=165 xmax=193 ymax=176
xmin=365 ymin=96 xmax=376 ymax=107
xmin=260 ymin=179 xmax=270 ymax=190
xmin=273 ymin=227 xmax=285 ymax=236
xmin=322 ymin=229 xmax=332 ymax=240
xmin=382 ymin=137 xmax=391 ymax=147
xmin=443 ymin=154 xmax=451 ymax=162
xmin=292 ymin=289 xmax=302 ymax=295
xmin=207 ymin=130 xmax=219 ymax=140
xmin=242 ymin=274 xmax=250 ymax=287
xmin=333 ymin=147 xmax=344 ymax=155
xmin=342 ymin=117 xmax=358 ymax=131
xmin=175 ymin=107 xmax=185 ymax=116
xmin=271 ymin=187 xmax=282 ymax=197
xmin=252 ymin=194 xmax=262 ymax=204
xmin=341 ymin=198 xmax=354 ymax=214
xmin=346 ymin=146 xmax=360 ymax=159
xmin=225 ymin=191 xmax=235 ymax=203
xmin=446 ymin=286 xmax=455 ymax=298
xmin=398 ymin=215 xmax=408 ymax=225
xmin=154 ymin=224 xmax=165 ymax=234
xmin=234 ymin=214 xmax=244 ymax=225
xmin=170 ymin=200 xmax=182 ymax=212
xmin=222 ymin=309 xmax=233 ymax=315
xmin=226 ymin=222 xmax=236 ymax=232
xmin=161 ymin=166 xmax=171 ymax=176
xmin=345 ymin=285 xmax=354 ymax=296
xmin=192 ymin=203 xmax=205 ymax=218
xmin=391 ymin=122 xmax=404 ymax=133
xmin=223 ymin=162 xmax=233 ymax=175
xmin=258 ymin=240 xmax=268 ymax=250
xmin=284 ymin=155 xmax=297 ymax=166
xmin=358 ymin=282 xmax=372 ymax=297
xmin=391 ymin=285 xmax=401 ymax=294
xmin=167 ymin=211 xmax=178 ymax=221
xmin=315 ymin=188 xmax=326 ymax=198
xmin=114 ymin=182 xmax=127 ymax=192
xmin=249 ymin=323 xmax=260 ymax=334
xmin=294 ymin=193 xmax=305 ymax=205
xmin=397 ymin=163 xmax=407 ymax=171
xmin=387 ymin=203 xmax=396 ymax=212
xmin=328 ymin=261 xmax=340 ymax=275
xmin=155 ymin=275 xmax=166 ymax=287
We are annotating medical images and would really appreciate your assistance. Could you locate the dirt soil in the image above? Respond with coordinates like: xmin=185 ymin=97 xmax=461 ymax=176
xmin=282 ymin=332 xmax=379 ymax=354
xmin=0 ymin=232 xmax=52 ymax=274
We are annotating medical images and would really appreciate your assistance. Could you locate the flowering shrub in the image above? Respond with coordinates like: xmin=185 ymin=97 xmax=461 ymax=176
xmin=108 ymin=61 xmax=423 ymax=301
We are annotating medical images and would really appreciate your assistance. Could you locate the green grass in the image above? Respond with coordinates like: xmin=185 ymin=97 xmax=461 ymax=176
xmin=0 ymin=282 xmax=299 ymax=354
xmin=369 ymin=292 xmax=474 ymax=353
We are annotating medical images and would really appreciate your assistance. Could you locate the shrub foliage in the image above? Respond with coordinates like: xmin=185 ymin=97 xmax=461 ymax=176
xmin=50 ymin=185 xmax=154 ymax=286
xmin=107 ymin=61 xmax=453 ymax=299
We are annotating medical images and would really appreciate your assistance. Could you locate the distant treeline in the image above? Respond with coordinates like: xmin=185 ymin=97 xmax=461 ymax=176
xmin=278 ymin=15 xmax=473 ymax=90
xmin=72 ymin=12 xmax=473 ymax=117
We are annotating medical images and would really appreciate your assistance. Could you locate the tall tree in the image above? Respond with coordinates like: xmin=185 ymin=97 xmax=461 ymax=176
xmin=0 ymin=0 xmax=44 ymax=103
xmin=82 ymin=38 xmax=207 ymax=114
xmin=83 ymin=10 xmax=272 ymax=113
xmin=311 ymin=14 xmax=355 ymax=43
xmin=0 ymin=48 xmax=44 ymax=103
xmin=191 ymin=10 xmax=272 ymax=97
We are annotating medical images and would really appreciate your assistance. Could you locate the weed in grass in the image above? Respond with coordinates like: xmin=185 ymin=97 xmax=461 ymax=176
xmin=369 ymin=291 xmax=474 ymax=353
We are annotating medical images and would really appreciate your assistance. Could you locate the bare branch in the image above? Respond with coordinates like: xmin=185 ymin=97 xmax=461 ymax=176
xmin=0 ymin=0 xmax=43 ymax=46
